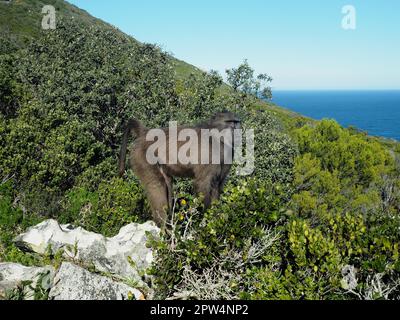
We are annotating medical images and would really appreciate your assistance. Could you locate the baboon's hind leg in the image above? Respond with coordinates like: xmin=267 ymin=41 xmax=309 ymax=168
xmin=146 ymin=181 xmax=169 ymax=228
xmin=159 ymin=165 xmax=173 ymax=215
xmin=134 ymin=164 xmax=169 ymax=228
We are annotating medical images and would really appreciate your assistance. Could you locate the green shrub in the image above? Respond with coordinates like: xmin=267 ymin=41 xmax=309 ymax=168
xmin=295 ymin=120 xmax=393 ymax=186
xmin=244 ymin=110 xmax=297 ymax=185
xmin=0 ymin=180 xmax=44 ymax=265
xmin=149 ymin=178 xmax=287 ymax=299
xmin=62 ymin=177 xmax=149 ymax=236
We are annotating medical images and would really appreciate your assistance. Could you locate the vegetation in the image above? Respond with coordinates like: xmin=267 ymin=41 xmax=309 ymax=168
xmin=1 ymin=0 xmax=399 ymax=300
xmin=150 ymin=120 xmax=400 ymax=300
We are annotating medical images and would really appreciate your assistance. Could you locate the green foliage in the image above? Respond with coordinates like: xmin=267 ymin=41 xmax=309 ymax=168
xmin=0 ymin=53 xmax=22 ymax=117
xmin=203 ymin=180 xmax=284 ymax=246
xmin=0 ymin=0 xmax=110 ymax=52
xmin=5 ymin=270 xmax=53 ymax=300
xmin=177 ymin=70 xmax=223 ymax=121
xmin=295 ymin=120 xmax=393 ymax=186
xmin=0 ymin=14 xmax=294 ymax=250
xmin=291 ymin=122 xmax=399 ymax=274
xmin=61 ymin=177 xmax=149 ymax=237
xmin=0 ymin=180 xmax=44 ymax=265
xmin=2 ymin=0 xmax=400 ymax=301
xmin=149 ymin=178 xmax=287 ymax=298
xmin=0 ymin=180 xmax=42 ymax=243
xmin=241 ymin=110 xmax=297 ymax=185
xmin=226 ymin=59 xmax=273 ymax=104
xmin=244 ymin=120 xmax=400 ymax=300
xmin=150 ymin=119 xmax=397 ymax=301
xmin=0 ymin=16 xmax=181 ymax=236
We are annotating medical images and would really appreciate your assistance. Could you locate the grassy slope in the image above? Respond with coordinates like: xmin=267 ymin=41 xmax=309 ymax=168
xmin=0 ymin=0 xmax=102 ymax=47
xmin=1 ymin=0 xmax=201 ymax=78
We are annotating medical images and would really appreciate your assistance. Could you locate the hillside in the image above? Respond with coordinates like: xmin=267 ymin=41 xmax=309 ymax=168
xmin=0 ymin=0 xmax=103 ymax=50
xmin=1 ymin=0 xmax=207 ymax=86
xmin=1 ymin=0 xmax=400 ymax=301
xmin=0 ymin=0 xmax=303 ymax=125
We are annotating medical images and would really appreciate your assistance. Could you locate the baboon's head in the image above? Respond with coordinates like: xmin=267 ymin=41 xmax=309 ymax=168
xmin=210 ymin=111 xmax=241 ymax=130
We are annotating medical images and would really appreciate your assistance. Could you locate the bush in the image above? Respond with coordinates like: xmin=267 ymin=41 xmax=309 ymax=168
xmin=295 ymin=120 xmax=393 ymax=186
xmin=244 ymin=120 xmax=400 ymax=300
xmin=149 ymin=178 xmax=287 ymax=299
xmin=61 ymin=177 xmax=149 ymax=237
xmin=241 ymin=110 xmax=297 ymax=185
xmin=0 ymin=179 xmax=43 ymax=265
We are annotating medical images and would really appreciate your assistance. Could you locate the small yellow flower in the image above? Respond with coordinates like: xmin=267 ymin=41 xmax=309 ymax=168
xmin=180 ymin=199 xmax=187 ymax=206
xmin=139 ymin=293 xmax=145 ymax=300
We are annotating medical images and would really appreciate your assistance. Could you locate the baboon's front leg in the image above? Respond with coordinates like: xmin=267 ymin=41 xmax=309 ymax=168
xmin=210 ymin=183 xmax=221 ymax=204
xmin=217 ymin=164 xmax=231 ymax=195
xmin=165 ymin=176 xmax=173 ymax=213
xmin=194 ymin=175 xmax=219 ymax=210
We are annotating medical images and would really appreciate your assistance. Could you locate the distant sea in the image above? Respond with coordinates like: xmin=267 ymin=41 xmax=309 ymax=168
xmin=271 ymin=90 xmax=400 ymax=141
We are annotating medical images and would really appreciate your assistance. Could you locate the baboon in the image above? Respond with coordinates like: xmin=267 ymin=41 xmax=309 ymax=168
xmin=118 ymin=112 xmax=241 ymax=228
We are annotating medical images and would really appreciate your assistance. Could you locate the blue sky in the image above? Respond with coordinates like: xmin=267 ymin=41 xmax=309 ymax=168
xmin=68 ymin=0 xmax=400 ymax=90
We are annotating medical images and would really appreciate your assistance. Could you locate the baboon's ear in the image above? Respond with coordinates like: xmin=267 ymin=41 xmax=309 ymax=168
xmin=210 ymin=113 xmax=220 ymax=122
xmin=218 ymin=109 xmax=230 ymax=118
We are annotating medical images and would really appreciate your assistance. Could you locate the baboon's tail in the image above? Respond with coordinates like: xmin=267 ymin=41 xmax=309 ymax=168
xmin=119 ymin=119 xmax=146 ymax=177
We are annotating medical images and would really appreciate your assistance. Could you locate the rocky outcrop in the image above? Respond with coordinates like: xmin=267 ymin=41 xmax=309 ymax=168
xmin=1 ymin=219 xmax=160 ymax=300
xmin=14 ymin=219 xmax=159 ymax=283
xmin=49 ymin=262 xmax=143 ymax=300
xmin=0 ymin=263 xmax=55 ymax=300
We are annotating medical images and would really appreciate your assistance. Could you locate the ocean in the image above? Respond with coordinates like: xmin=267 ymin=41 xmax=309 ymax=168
xmin=271 ymin=90 xmax=400 ymax=141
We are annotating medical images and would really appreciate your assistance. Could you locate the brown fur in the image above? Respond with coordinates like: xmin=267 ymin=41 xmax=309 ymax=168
xmin=119 ymin=112 xmax=240 ymax=227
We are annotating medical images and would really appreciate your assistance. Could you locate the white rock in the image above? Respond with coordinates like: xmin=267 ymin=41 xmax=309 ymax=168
xmin=0 ymin=263 xmax=55 ymax=300
xmin=49 ymin=262 xmax=143 ymax=300
xmin=14 ymin=219 xmax=159 ymax=282
xmin=341 ymin=265 xmax=358 ymax=291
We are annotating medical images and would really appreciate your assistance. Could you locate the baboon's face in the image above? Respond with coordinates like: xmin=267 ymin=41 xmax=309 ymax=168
xmin=212 ymin=112 xmax=241 ymax=130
